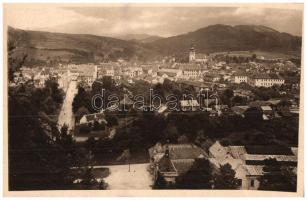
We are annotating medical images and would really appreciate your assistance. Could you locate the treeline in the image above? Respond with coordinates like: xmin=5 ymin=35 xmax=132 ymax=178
xmin=8 ymin=80 xmax=106 ymax=190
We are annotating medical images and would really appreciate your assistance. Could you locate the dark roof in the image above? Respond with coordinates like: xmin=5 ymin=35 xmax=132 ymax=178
xmin=245 ymin=145 xmax=294 ymax=155
xmin=158 ymin=155 xmax=176 ymax=172
xmin=168 ymin=144 xmax=208 ymax=160
xmin=171 ymin=159 xmax=195 ymax=175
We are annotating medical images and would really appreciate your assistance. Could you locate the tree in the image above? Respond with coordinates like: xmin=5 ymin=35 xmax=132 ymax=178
xmin=252 ymin=53 xmax=257 ymax=60
xmin=232 ymin=96 xmax=247 ymax=106
xmin=45 ymin=78 xmax=64 ymax=104
xmin=177 ymin=135 xmax=189 ymax=144
xmin=75 ymin=106 xmax=90 ymax=122
xmin=214 ymin=163 xmax=240 ymax=189
xmin=8 ymin=83 xmax=75 ymax=190
xmin=244 ymin=107 xmax=263 ymax=123
xmin=72 ymin=86 xmax=91 ymax=113
xmin=220 ymin=89 xmax=234 ymax=106
xmin=105 ymin=114 xmax=118 ymax=127
xmin=163 ymin=123 xmax=179 ymax=143
xmin=176 ymin=158 xmax=213 ymax=189
xmin=259 ymin=158 xmax=297 ymax=192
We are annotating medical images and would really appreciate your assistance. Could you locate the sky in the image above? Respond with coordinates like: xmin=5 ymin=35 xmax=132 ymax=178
xmin=5 ymin=4 xmax=303 ymax=37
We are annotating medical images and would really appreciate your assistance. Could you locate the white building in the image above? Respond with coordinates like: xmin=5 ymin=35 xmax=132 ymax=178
xmin=208 ymin=141 xmax=297 ymax=190
xmin=248 ymin=74 xmax=285 ymax=87
xmin=106 ymin=69 xmax=115 ymax=77
xmin=233 ymin=73 xmax=248 ymax=84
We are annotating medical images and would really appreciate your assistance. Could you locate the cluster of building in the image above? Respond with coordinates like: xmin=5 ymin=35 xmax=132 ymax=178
xmin=148 ymin=141 xmax=297 ymax=190
xmin=12 ymin=46 xmax=300 ymax=95
xmin=232 ymin=73 xmax=285 ymax=88
xmin=208 ymin=141 xmax=297 ymax=190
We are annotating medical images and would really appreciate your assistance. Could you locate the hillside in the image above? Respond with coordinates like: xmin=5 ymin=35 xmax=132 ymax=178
xmin=115 ymin=34 xmax=163 ymax=43
xmin=147 ymin=24 xmax=302 ymax=56
xmin=7 ymin=27 xmax=159 ymax=66
xmin=7 ymin=24 xmax=302 ymax=68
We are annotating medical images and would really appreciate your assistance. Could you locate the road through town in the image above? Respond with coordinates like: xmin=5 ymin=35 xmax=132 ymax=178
xmin=58 ymin=80 xmax=78 ymax=131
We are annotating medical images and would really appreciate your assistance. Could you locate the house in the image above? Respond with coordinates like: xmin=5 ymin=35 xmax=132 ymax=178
xmin=68 ymin=64 xmax=98 ymax=86
xmin=157 ymin=68 xmax=182 ymax=79
xmin=79 ymin=113 xmax=106 ymax=125
xmin=123 ymin=67 xmax=143 ymax=78
xmin=260 ymin=106 xmax=274 ymax=120
xmin=149 ymin=143 xmax=208 ymax=184
xmin=74 ymin=112 xmax=111 ymax=142
xmin=33 ymin=70 xmax=50 ymax=88
xmin=208 ymin=141 xmax=297 ymax=190
xmin=106 ymin=69 xmax=115 ymax=77
xmin=248 ymin=74 xmax=285 ymax=87
xmin=172 ymin=63 xmax=205 ymax=79
xmin=232 ymin=73 xmax=248 ymax=84
xmin=180 ymin=100 xmax=200 ymax=111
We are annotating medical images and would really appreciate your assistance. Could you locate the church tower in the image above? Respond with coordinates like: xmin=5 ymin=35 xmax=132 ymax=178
xmin=189 ymin=46 xmax=196 ymax=62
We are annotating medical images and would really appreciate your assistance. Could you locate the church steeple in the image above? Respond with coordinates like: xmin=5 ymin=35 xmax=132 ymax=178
xmin=189 ymin=45 xmax=196 ymax=62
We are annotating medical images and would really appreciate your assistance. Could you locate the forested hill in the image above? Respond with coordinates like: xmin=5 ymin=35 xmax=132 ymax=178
xmin=8 ymin=24 xmax=301 ymax=67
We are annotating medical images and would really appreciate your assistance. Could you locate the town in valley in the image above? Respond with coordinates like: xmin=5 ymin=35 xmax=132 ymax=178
xmin=7 ymin=5 xmax=302 ymax=192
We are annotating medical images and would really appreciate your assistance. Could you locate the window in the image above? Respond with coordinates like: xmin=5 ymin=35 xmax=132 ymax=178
xmin=250 ymin=179 xmax=255 ymax=187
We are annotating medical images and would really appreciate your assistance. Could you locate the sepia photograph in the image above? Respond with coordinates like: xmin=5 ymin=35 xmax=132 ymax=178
xmin=3 ymin=2 xmax=304 ymax=197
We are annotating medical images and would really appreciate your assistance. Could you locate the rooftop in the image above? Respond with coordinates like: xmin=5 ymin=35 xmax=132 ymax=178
xmin=245 ymin=145 xmax=294 ymax=155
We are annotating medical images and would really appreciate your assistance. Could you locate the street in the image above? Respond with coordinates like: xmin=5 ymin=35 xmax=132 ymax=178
xmin=58 ymin=80 xmax=78 ymax=131
xmin=103 ymin=163 xmax=152 ymax=190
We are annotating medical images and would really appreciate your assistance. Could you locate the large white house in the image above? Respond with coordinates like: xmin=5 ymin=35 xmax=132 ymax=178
xmin=232 ymin=73 xmax=248 ymax=84
xmin=248 ymin=74 xmax=285 ymax=87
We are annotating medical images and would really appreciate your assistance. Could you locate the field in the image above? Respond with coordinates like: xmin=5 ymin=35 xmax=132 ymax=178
xmin=210 ymin=50 xmax=300 ymax=59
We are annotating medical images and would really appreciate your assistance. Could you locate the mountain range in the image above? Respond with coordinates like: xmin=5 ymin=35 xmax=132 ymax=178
xmin=114 ymin=34 xmax=164 ymax=43
xmin=8 ymin=24 xmax=302 ymax=66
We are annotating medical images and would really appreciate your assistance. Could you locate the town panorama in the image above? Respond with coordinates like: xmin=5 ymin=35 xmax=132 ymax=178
xmin=5 ymin=4 xmax=303 ymax=194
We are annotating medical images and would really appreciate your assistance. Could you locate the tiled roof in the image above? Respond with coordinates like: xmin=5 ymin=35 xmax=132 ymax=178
xmin=168 ymin=144 xmax=208 ymax=160
xmin=171 ymin=159 xmax=195 ymax=175
xmin=245 ymin=165 xmax=264 ymax=176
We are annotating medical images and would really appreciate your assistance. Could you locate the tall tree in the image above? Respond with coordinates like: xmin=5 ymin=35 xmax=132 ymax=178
xmin=214 ymin=163 xmax=240 ymax=189
xmin=259 ymin=158 xmax=297 ymax=192
xmin=176 ymin=158 xmax=213 ymax=189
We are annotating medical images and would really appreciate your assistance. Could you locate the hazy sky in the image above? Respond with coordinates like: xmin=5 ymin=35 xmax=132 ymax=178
xmin=5 ymin=5 xmax=303 ymax=37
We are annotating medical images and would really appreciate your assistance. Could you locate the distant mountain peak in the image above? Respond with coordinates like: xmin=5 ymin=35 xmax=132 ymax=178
xmin=234 ymin=25 xmax=279 ymax=33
